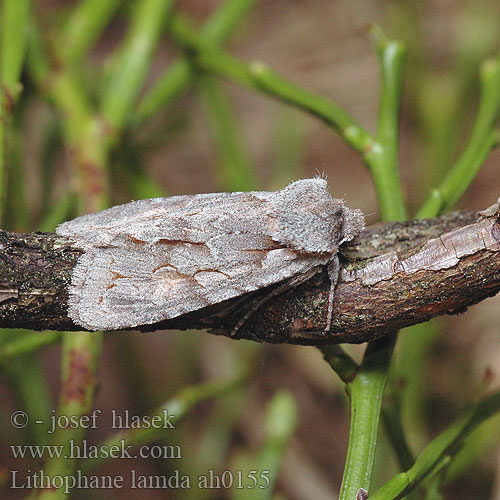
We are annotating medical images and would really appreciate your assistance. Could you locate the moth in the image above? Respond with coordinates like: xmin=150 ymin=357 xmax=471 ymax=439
xmin=56 ymin=178 xmax=365 ymax=333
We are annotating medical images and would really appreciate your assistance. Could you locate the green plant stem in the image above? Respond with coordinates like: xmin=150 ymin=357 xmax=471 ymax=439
xmin=38 ymin=190 xmax=78 ymax=232
xmin=382 ymin=393 xmax=415 ymax=471
xmin=100 ymin=0 xmax=173 ymax=130
xmin=198 ymin=75 xmax=257 ymax=190
xmin=0 ymin=332 xmax=61 ymax=365
xmin=4 ymin=110 xmax=30 ymax=230
xmin=136 ymin=59 xmax=194 ymax=124
xmin=423 ymin=457 xmax=450 ymax=500
xmin=26 ymin=15 xmax=50 ymax=82
xmin=369 ymin=391 xmax=500 ymax=500
xmin=0 ymin=330 xmax=54 ymax=446
xmin=146 ymin=14 xmax=375 ymax=155
xmin=365 ymin=25 xmax=407 ymax=221
xmin=37 ymin=332 xmax=102 ymax=500
xmin=0 ymin=0 xmax=30 ymax=224
xmin=252 ymin=391 xmax=298 ymax=500
xmin=444 ymin=413 xmax=500 ymax=483
xmin=13 ymin=359 xmax=54 ymax=447
xmin=135 ymin=0 xmax=259 ymax=124
xmin=201 ymin=0 xmax=258 ymax=44
xmin=113 ymin=135 xmax=167 ymax=199
xmin=250 ymin=63 xmax=374 ymax=155
xmin=271 ymin=108 xmax=304 ymax=187
xmin=319 ymin=345 xmax=358 ymax=384
xmin=339 ymin=338 xmax=395 ymax=500
xmin=417 ymin=58 xmax=500 ymax=218
xmin=27 ymin=21 xmax=110 ymax=213
xmin=188 ymin=52 xmax=375 ymax=154
xmin=50 ymin=72 xmax=110 ymax=212
xmin=0 ymin=89 xmax=3 ymax=227
xmin=58 ymin=0 xmax=121 ymax=63
xmin=1 ymin=0 xmax=30 ymax=95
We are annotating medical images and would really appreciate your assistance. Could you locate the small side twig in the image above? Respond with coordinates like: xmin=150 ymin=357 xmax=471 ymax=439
xmin=417 ymin=57 xmax=500 ymax=218
xmin=369 ymin=391 xmax=500 ymax=500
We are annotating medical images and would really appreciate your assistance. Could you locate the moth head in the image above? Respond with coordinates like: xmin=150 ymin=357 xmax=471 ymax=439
xmin=273 ymin=178 xmax=365 ymax=255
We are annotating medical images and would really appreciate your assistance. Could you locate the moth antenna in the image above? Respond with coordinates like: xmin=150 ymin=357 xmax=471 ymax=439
xmin=314 ymin=169 xmax=328 ymax=181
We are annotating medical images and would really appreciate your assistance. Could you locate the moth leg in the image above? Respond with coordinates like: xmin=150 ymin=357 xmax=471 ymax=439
xmin=325 ymin=255 xmax=340 ymax=333
xmin=230 ymin=266 xmax=322 ymax=337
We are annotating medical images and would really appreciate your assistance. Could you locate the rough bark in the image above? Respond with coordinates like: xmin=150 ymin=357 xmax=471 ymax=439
xmin=0 ymin=205 xmax=499 ymax=345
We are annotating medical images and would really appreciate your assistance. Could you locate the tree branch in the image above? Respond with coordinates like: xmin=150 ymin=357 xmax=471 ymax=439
xmin=0 ymin=204 xmax=498 ymax=344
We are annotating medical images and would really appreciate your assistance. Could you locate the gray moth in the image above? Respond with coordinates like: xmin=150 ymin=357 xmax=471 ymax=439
xmin=56 ymin=178 xmax=365 ymax=332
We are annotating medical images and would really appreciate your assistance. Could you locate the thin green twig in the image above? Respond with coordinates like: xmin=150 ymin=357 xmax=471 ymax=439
xmin=339 ymin=338 xmax=396 ymax=500
xmin=1 ymin=0 xmax=30 ymax=96
xmin=10 ymin=356 xmax=54 ymax=447
xmin=365 ymin=25 xmax=407 ymax=221
xmin=369 ymin=391 xmax=500 ymax=500
xmin=27 ymin=18 xmax=110 ymax=212
xmin=270 ymin=108 xmax=304 ymax=188
xmin=58 ymin=0 xmax=121 ymax=63
xmin=0 ymin=0 xmax=30 ymax=224
xmin=135 ymin=0 xmax=259 ymax=124
xmin=198 ymin=75 xmax=258 ymax=190
xmin=318 ymin=345 xmax=358 ymax=384
xmin=250 ymin=62 xmax=374 ymax=155
xmin=0 ymin=332 xmax=62 ymax=366
xmin=417 ymin=57 xmax=500 ymax=218
xmin=100 ymin=0 xmax=174 ymax=130
xmin=251 ymin=391 xmax=298 ymax=500
xmin=36 ymin=332 xmax=102 ymax=500
xmin=38 ymin=190 xmax=78 ymax=233
xmin=0 ymin=330 xmax=54 ymax=446
xmin=4 ymin=112 xmax=30 ymax=230
xmin=382 ymin=392 xmax=416 ymax=471
xmin=201 ymin=0 xmax=258 ymax=45
xmin=135 ymin=59 xmax=194 ymax=125
xmin=160 ymin=15 xmax=375 ymax=156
